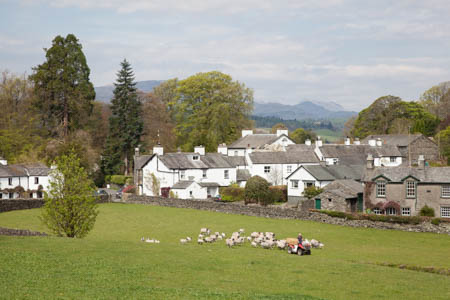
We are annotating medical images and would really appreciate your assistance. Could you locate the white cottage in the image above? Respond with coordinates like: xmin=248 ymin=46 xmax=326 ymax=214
xmin=0 ymin=163 xmax=50 ymax=199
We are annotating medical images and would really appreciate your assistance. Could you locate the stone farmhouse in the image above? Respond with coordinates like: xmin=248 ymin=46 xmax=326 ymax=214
xmin=362 ymin=156 xmax=450 ymax=218
xmin=314 ymin=179 xmax=364 ymax=213
xmin=0 ymin=159 xmax=50 ymax=199
xmin=362 ymin=134 xmax=439 ymax=165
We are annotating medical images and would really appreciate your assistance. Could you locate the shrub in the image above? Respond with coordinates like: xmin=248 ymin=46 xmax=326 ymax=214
xmin=269 ymin=185 xmax=287 ymax=203
xmin=303 ymin=186 xmax=323 ymax=199
xmin=431 ymin=218 xmax=441 ymax=226
xmin=220 ymin=186 xmax=245 ymax=202
xmin=317 ymin=210 xmax=423 ymax=224
xmin=244 ymin=176 xmax=271 ymax=205
xmin=419 ymin=205 xmax=435 ymax=217
xmin=110 ymin=175 xmax=127 ymax=186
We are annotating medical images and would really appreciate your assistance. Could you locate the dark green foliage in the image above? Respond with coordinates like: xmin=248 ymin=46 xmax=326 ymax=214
xmin=244 ymin=176 xmax=271 ymax=205
xmin=351 ymin=95 xmax=440 ymax=139
xmin=101 ymin=59 xmax=143 ymax=175
xmin=41 ymin=150 xmax=98 ymax=238
xmin=289 ymin=128 xmax=317 ymax=144
xmin=419 ymin=205 xmax=435 ymax=217
xmin=220 ymin=186 xmax=245 ymax=202
xmin=317 ymin=210 xmax=423 ymax=224
xmin=431 ymin=218 xmax=441 ymax=226
xmin=30 ymin=34 xmax=95 ymax=138
xmin=303 ymin=186 xmax=323 ymax=199
xmin=110 ymin=175 xmax=127 ymax=186
xmin=171 ymin=71 xmax=253 ymax=152
xmin=436 ymin=126 xmax=450 ymax=164
xmin=269 ymin=185 xmax=287 ymax=203
xmin=251 ymin=116 xmax=336 ymax=131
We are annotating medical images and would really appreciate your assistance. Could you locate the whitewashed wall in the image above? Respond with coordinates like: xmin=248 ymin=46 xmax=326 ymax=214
xmin=249 ymin=163 xmax=319 ymax=185
xmin=172 ymin=182 xmax=207 ymax=199
xmin=287 ymin=167 xmax=332 ymax=197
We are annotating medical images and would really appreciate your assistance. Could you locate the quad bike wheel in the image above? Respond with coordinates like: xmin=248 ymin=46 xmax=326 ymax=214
xmin=288 ymin=247 xmax=292 ymax=254
xmin=297 ymin=249 xmax=303 ymax=256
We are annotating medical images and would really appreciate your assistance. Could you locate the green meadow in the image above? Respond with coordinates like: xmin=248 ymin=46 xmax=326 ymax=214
xmin=0 ymin=203 xmax=449 ymax=299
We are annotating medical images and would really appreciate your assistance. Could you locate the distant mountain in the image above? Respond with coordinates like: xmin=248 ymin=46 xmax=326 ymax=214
xmin=253 ymin=101 xmax=357 ymax=120
xmin=95 ymin=80 xmax=164 ymax=102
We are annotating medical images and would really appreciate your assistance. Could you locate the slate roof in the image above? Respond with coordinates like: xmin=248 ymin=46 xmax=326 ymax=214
xmin=157 ymin=153 xmax=235 ymax=169
xmin=199 ymin=182 xmax=220 ymax=187
xmin=229 ymin=134 xmax=292 ymax=149
xmin=249 ymin=151 xmax=319 ymax=164
xmin=224 ymin=156 xmax=246 ymax=167
xmin=135 ymin=155 xmax=154 ymax=170
xmin=286 ymin=144 xmax=315 ymax=152
xmin=171 ymin=181 xmax=195 ymax=189
xmin=363 ymin=167 xmax=450 ymax=183
xmin=318 ymin=179 xmax=363 ymax=200
xmin=0 ymin=163 xmax=50 ymax=178
xmin=237 ymin=169 xmax=251 ymax=181
xmin=361 ymin=134 xmax=423 ymax=147
xmin=289 ymin=164 xmax=364 ymax=181
xmin=319 ymin=145 xmax=402 ymax=164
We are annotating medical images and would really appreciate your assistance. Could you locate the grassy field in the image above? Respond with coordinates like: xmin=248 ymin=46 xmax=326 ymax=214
xmin=313 ymin=129 xmax=342 ymax=143
xmin=1 ymin=204 xmax=449 ymax=299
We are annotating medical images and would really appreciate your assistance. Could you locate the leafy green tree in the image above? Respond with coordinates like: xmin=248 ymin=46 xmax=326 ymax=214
xmin=419 ymin=82 xmax=450 ymax=119
xmin=289 ymin=128 xmax=317 ymax=144
xmin=436 ymin=126 xmax=450 ymax=164
xmin=41 ymin=150 xmax=98 ymax=238
xmin=303 ymin=186 xmax=323 ymax=199
xmin=102 ymin=59 xmax=143 ymax=175
xmin=244 ymin=175 xmax=271 ymax=205
xmin=171 ymin=71 xmax=253 ymax=152
xmin=30 ymin=34 xmax=95 ymax=138
xmin=271 ymin=123 xmax=287 ymax=133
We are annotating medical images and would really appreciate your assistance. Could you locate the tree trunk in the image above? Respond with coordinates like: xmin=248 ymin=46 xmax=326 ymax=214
xmin=124 ymin=155 xmax=128 ymax=176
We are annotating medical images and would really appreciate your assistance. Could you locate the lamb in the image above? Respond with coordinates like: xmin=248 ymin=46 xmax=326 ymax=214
xmin=251 ymin=241 xmax=258 ymax=248
xmin=154 ymin=240 xmax=160 ymax=244
xmin=246 ymin=236 xmax=252 ymax=242
xmin=225 ymin=238 xmax=235 ymax=248
xmin=198 ymin=234 xmax=204 ymax=239
xmin=260 ymin=241 xmax=271 ymax=249
xmin=205 ymin=237 xmax=214 ymax=243
xmin=214 ymin=232 xmax=220 ymax=237
xmin=180 ymin=238 xmax=188 ymax=244
xmin=197 ymin=239 xmax=204 ymax=245
xmin=318 ymin=243 xmax=324 ymax=249
xmin=186 ymin=237 xmax=192 ymax=242
xmin=200 ymin=228 xmax=209 ymax=234
xmin=310 ymin=239 xmax=319 ymax=248
xmin=221 ymin=232 xmax=226 ymax=238
xmin=217 ymin=235 xmax=223 ymax=240
xmin=250 ymin=232 xmax=259 ymax=238
xmin=276 ymin=240 xmax=287 ymax=250
xmin=239 ymin=228 xmax=245 ymax=234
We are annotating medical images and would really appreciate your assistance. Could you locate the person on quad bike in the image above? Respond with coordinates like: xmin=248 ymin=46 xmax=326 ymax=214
xmin=298 ymin=233 xmax=303 ymax=244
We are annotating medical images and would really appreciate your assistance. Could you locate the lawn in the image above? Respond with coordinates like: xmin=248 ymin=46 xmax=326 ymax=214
xmin=0 ymin=203 xmax=449 ymax=299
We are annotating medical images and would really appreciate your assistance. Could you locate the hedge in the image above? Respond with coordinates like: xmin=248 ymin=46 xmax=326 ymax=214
xmin=220 ymin=186 xmax=245 ymax=202
xmin=314 ymin=210 xmax=425 ymax=225
xmin=107 ymin=175 xmax=132 ymax=186
xmin=269 ymin=185 xmax=287 ymax=203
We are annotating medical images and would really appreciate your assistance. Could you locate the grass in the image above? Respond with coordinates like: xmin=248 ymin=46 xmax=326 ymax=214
xmin=312 ymin=129 xmax=342 ymax=143
xmin=0 ymin=203 xmax=450 ymax=299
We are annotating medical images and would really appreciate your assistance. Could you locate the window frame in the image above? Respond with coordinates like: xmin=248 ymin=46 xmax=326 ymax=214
xmin=291 ymin=180 xmax=299 ymax=189
xmin=8 ymin=177 xmax=12 ymax=186
xmin=286 ymin=165 xmax=292 ymax=173
xmin=224 ymin=170 xmax=229 ymax=179
xmin=373 ymin=208 xmax=382 ymax=215
xmin=441 ymin=207 xmax=450 ymax=218
xmin=34 ymin=177 xmax=39 ymax=184
xmin=406 ymin=181 xmax=416 ymax=198
xmin=192 ymin=155 xmax=199 ymax=161
xmin=390 ymin=157 xmax=396 ymax=163
xmin=202 ymin=170 xmax=207 ymax=179
xmin=180 ymin=170 xmax=186 ymax=180
xmin=264 ymin=166 xmax=271 ymax=173
xmin=386 ymin=207 xmax=397 ymax=215
xmin=304 ymin=181 xmax=314 ymax=188
xmin=442 ymin=185 xmax=450 ymax=198
xmin=376 ymin=181 xmax=386 ymax=198
xmin=401 ymin=207 xmax=411 ymax=216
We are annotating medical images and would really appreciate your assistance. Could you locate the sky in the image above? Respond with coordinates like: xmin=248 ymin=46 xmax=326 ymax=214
xmin=1 ymin=0 xmax=450 ymax=110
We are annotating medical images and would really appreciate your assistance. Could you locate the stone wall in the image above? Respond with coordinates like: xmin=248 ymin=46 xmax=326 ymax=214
xmin=0 ymin=199 xmax=44 ymax=213
xmin=124 ymin=195 xmax=450 ymax=234
xmin=0 ymin=227 xmax=47 ymax=236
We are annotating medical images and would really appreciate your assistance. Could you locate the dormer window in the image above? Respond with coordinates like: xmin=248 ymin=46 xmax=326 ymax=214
xmin=390 ymin=157 xmax=396 ymax=163
xmin=192 ymin=155 xmax=199 ymax=161
xmin=406 ymin=181 xmax=416 ymax=198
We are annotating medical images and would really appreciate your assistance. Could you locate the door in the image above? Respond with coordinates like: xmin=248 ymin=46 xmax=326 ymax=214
xmin=315 ymin=198 xmax=321 ymax=209
xmin=357 ymin=193 xmax=363 ymax=212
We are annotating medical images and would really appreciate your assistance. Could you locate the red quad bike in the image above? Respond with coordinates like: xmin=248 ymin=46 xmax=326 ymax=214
xmin=288 ymin=241 xmax=311 ymax=256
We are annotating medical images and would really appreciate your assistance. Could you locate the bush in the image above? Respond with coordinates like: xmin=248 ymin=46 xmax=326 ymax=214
xmin=303 ymin=186 xmax=323 ymax=199
xmin=220 ymin=186 xmax=245 ymax=202
xmin=419 ymin=205 xmax=435 ymax=217
xmin=317 ymin=210 xmax=423 ymax=224
xmin=431 ymin=218 xmax=441 ymax=226
xmin=244 ymin=176 xmax=271 ymax=205
xmin=109 ymin=175 xmax=132 ymax=186
xmin=269 ymin=185 xmax=287 ymax=203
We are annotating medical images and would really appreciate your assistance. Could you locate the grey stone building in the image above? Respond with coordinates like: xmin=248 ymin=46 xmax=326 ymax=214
xmin=362 ymin=157 xmax=450 ymax=218
xmin=362 ymin=134 xmax=439 ymax=165
xmin=314 ymin=179 xmax=364 ymax=213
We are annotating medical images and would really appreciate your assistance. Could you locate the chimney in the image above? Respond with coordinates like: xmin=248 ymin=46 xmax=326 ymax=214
xmin=315 ymin=136 xmax=323 ymax=148
xmin=276 ymin=129 xmax=288 ymax=137
xmin=217 ymin=143 xmax=227 ymax=155
xmin=366 ymin=154 xmax=374 ymax=169
xmin=376 ymin=138 xmax=382 ymax=147
xmin=194 ymin=145 xmax=205 ymax=155
xmin=345 ymin=137 xmax=350 ymax=145
xmin=242 ymin=129 xmax=253 ymax=137
xmin=246 ymin=143 xmax=253 ymax=154
xmin=368 ymin=138 xmax=376 ymax=147
xmin=418 ymin=155 xmax=425 ymax=168
xmin=153 ymin=144 xmax=164 ymax=156
xmin=134 ymin=147 xmax=140 ymax=157
xmin=305 ymin=139 xmax=311 ymax=146
xmin=354 ymin=138 xmax=360 ymax=145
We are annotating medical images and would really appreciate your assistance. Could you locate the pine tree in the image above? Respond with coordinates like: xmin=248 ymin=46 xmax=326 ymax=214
xmin=101 ymin=59 xmax=143 ymax=175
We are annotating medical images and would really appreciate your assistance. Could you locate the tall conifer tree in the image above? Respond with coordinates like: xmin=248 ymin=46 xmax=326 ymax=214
xmin=101 ymin=59 xmax=143 ymax=175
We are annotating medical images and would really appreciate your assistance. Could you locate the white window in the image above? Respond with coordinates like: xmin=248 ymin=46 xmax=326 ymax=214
xmin=234 ymin=151 xmax=238 ymax=156
xmin=180 ymin=170 xmax=185 ymax=180
xmin=189 ymin=191 xmax=193 ymax=197
xmin=406 ymin=181 xmax=416 ymax=198
xmin=376 ymin=181 xmax=386 ymax=197
xmin=401 ymin=207 xmax=411 ymax=216
xmin=264 ymin=166 xmax=271 ymax=173
xmin=8 ymin=178 xmax=12 ymax=185
xmin=390 ymin=157 xmax=396 ymax=163
xmin=287 ymin=165 xmax=292 ymax=173
xmin=224 ymin=170 xmax=229 ymax=179
xmin=304 ymin=181 xmax=314 ymax=188
xmin=441 ymin=207 xmax=450 ymax=218
xmin=332 ymin=158 xmax=338 ymax=165
xmin=192 ymin=155 xmax=199 ymax=161
xmin=291 ymin=180 xmax=299 ymax=189
xmin=202 ymin=170 xmax=207 ymax=179
xmin=373 ymin=208 xmax=382 ymax=215
xmin=35 ymin=177 xmax=39 ymax=184
xmin=442 ymin=185 xmax=450 ymax=198
xmin=386 ymin=207 xmax=397 ymax=215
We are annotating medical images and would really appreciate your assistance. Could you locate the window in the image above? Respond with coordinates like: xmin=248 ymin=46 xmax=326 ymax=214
xmin=373 ymin=208 xmax=382 ymax=215
xmin=291 ymin=180 xmax=299 ymax=189
xmin=202 ymin=170 xmax=207 ymax=179
xmin=189 ymin=191 xmax=193 ymax=197
xmin=224 ymin=170 xmax=229 ymax=179
xmin=264 ymin=166 xmax=271 ymax=173
xmin=328 ymin=198 xmax=332 ymax=202
xmin=287 ymin=165 xmax=292 ymax=173
xmin=8 ymin=177 xmax=12 ymax=185
xmin=180 ymin=170 xmax=186 ymax=180
xmin=406 ymin=181 xmax=416 ymax=198
xmin=442 ymin=185 xmax=450 ymax=198
xmin=376 ymin=181 xmax=386 ymax=197
xmin=9 ymin=192 xmax=14 ymax=199
xmin=192 ymin=155 xmax=199 ymax=161
xmin=35 ymin=177 xmax=39 ymax=184
xmin=37 ymin=191 xmax=43 ymax=199
xmin=401 ymin=207 xmax=411 ymax=216
xmin=234 ymin=151 xmax=238 ymax=156
xmin=441 ymin=207 xmax=450 ymax=218
xmin=386 ymin=207 xmax=397 ymax=215
xmin=390 ymin=157 xmax=396 ymax=163
xmin=0 ymin=193 xmax=2 ymax=199
xmin=30 ymin=193 xmax=34 ymax=198
xmin=305 ymin=181 xmax=314 ymax=188
xmin=332 ymin=158 xmax=338 ymax=165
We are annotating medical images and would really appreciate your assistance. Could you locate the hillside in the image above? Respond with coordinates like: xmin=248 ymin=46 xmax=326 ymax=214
xmin=253 ymin=101 xmax=356 ymax=120
xmin=95 ymin=80 xmax=164 ymax=102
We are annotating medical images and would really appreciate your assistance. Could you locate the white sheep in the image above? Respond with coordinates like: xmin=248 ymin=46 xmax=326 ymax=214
xmin=225 ymin=238 xmax=235 ymax=247
xmin=140 ymin=237 xmax=145 ymax=242
xmin=221 ymin=232 xmax=226 ymax=237
xmin=251 ymin=241 xmax=258 ymax=248
xmin=180 ymin=238 xmax=187 ymax=244
xmin=197 ymin=239 xmax=204 ymax=245
xmin=154 ymin=240 xmax=160 ymax=244
xmin=310 ymin=239 xmax=319 ymax=248
xmin=318 ymin=243 xmax=324 ymax=249
xmin=250 ymin=232 xmax=259 ymax=238
xmin=186 ymin=237 xmax=192 ymax=242
xmin=205 ymin=237 xmax=214 ymax=243
xmin=214 ymin=232 xmax=220 ymax=237
xmin=239 ymin=228 xmax=245 ymax=234
xmin=246 ymin=236 xmax=252 ymax=242
xmin=198 ymin=234 xmax=204 ymax=239
xmin=276 ymin=240 xmax=286 ymax=250
xmin=217 ymin=235 xmax=223 ymax=240
xmin=261 ymin=241 xmax=271 ymax=249
xmin=200 ymin=228 xmax=209 ymax=234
